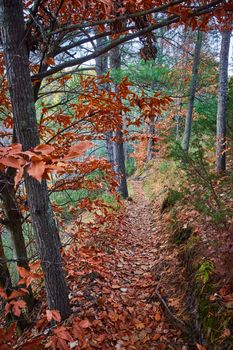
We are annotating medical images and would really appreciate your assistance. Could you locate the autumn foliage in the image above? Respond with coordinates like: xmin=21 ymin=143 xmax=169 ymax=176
xmin=0 ymin=0 xmax=232 ymax=349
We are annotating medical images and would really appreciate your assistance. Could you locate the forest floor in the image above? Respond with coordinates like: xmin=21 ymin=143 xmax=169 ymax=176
xmin=97 ymin=178 xmax=189 ymax=350
xmin=3 ymin=164 xmax=233 ymax=349
xmin=14 ymin=167 xmax=214 ymax=350
xmin=56 ymin=178 xmax=192 ymax=350
xmin=9 ymin=160 xmax=233 ymax=350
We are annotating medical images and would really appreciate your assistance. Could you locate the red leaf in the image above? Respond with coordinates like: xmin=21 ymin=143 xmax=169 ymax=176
xmin=19 ymin=338 xmax=44 ymax=350
xmin=46 ymin=309 xmax=61 ymax=323
xmin=12 ymin=299 xmax=26 ymax=317
xmin=0 ymin=287 xmax=7 ymax=299
xmin=53 ymin=326 xmax=73 ymax=341
xmin=7 ymin=289 xmax=28 ymax=301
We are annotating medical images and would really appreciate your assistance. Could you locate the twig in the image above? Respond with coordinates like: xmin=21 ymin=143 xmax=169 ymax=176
xmin=154 ymin=290 xmax=187 ymax=327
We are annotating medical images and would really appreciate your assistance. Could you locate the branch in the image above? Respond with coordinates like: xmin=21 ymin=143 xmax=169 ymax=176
xmin=32 ymin=0 xmax=224 ymax=81
xmin=32 ymin=14 xmax=179 ymax=80
xmin=49 ymin=0 xmax=186 ymax=35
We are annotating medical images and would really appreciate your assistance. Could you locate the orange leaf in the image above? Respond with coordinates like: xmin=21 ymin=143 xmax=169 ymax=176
xmin=79 ymin=319 xmax=91 ymax=328
xmin=44 ymin=57 xmax=55 ymax=66
xmin=8 ymin=143 xmax=22 ymax=154
xmin=135 ymin=322 xmax=145 ymax=330
xmin=64 ymin=141 xmax=94 ymax=160
xmin=152 ymin=333 xmax=161 ymax=341
xmin=33 ymin=144 xmax=54 ymax=155
xmin=154 ymin=313 xmax=161 ymax=321
xmin=0 ymin=156 xmax=21 ymax=168
xmin=27 ymin=160 xmax=46 ymax=182
xmin=17 ymin=266 xmax=30 ymax=278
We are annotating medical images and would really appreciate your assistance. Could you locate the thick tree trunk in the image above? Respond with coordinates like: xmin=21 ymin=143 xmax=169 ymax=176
xmin=110 ymin=46 xmax=128 ymax=198
xmin=0 ymin=0 xmax=71 ymax=319
xmin=216 ymin=30 xmax=231 ymax=173
xmin=95 ymin=34 xmax=114 ymax=164
xmin=183 ymin=30 xmax=203 ymax=153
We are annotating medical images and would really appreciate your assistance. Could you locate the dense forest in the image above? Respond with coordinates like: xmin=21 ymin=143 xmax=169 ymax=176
xmin=0 ymin=1 xmax=233 ymax=349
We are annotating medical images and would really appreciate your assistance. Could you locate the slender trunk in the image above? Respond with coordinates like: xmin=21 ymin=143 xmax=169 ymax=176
xmin=0 ymin=168 xmax=36 ymax=310
xmin=147 ymin=116 xmax=155 ymax=161
xmin=105 ymin=131 xmax=114 ymax=163
xmin=183 ymin=30 xmax=203 ymax=153
xmin=0 ymin=234 xmax=12 ymax=296
xmin=216 ymin=30 xmax=231 ymax=173
xmin=110 ymin=46 xmax=128 ymax=198
xmin=95 ymin=34 xmax=114 ymax=163
xmin=0 ymin=169 xmax=29 ymax=271
xmin=0 ymin=0 xmax=71 ymax=319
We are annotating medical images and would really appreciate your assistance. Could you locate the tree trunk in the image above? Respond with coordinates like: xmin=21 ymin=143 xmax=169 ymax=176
xmin=95 ymin=34 xmax=114 ymax=164
xmin=0 ymin=234 xmax=12 ymax=296
xmin=147 ymin=117 xmax=156 ymax=161
xmin=183 ymin=30 xmax=203 ymax=153
xmin=110 ymin=46 xmax=128 ymax=199
xmin=0 ymin=0 xmax=71 ymax=319
xmin=216 ymin=30 xmax=231 ymax=173
xmin=0 ymin=168 xmax=36 ymax=309
xmin=0 ymin=169 xmax=29 ymax=271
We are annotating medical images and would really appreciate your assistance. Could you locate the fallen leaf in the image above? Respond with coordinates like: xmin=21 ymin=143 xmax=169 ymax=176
xmin=79 ymin=319 xmax=91 ymax=328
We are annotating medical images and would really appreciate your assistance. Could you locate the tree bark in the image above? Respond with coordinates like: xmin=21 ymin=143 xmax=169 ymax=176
xmin=0 ymin=233 xmax=12 ymax=296
xmin=0 ymin=168 xmax=36 ymax=309
xmin=182 ymin=30 xmax=203 ymax=153
xmin=216 ymin=30 xmax=231 ymax=173
xmin=110 ymin=46 xmax=128 ymax=199
xmin=95 ymin=34 xmax=114 ymax=164
xmin=147 ymin=117 xmax=156 ymax=161
xmin=0 ymin=0 xmax=71 ymax=319
xmin=0 ymin=169 xmax=29 ymax=271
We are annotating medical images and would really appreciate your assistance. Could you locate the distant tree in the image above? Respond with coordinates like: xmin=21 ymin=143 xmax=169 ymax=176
xmin=216 ymin=30 xmax=231 ymax=173
xmin=110 ymin=46 xmax=128 ymax=199
xmin=183 ymin=30 xmax=203 ymax=153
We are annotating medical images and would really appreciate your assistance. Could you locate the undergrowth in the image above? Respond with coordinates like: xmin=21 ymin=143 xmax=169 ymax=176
xmin=141 ymin=158 xmax=233 ymax=349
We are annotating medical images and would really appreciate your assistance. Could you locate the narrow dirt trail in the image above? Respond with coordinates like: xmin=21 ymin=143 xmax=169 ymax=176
xmin=97 ymin=179 xmax=188 ymax=349
xmin=68 ymin=179 xmax=188 ymax=349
